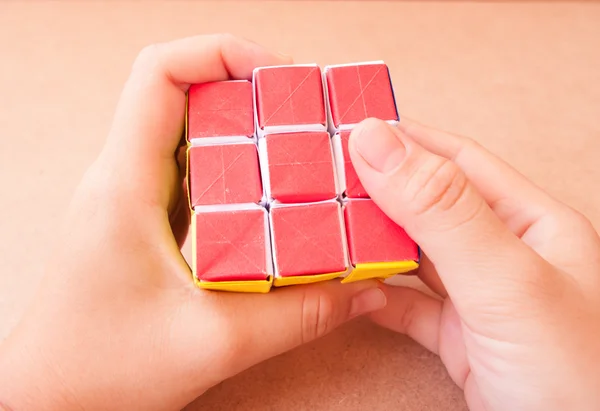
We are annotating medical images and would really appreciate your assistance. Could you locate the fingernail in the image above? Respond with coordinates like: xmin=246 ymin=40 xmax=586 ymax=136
xmin=349 ymin=287 xmax=387 ymax=318
xmin=352 ymin=118 xmax=406 ymax=173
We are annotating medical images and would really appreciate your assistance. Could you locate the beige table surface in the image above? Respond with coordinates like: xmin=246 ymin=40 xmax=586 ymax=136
xmin=1 ymin=1 xmax=599 ymax=410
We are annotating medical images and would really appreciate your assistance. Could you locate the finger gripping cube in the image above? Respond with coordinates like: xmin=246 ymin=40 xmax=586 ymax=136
xmin=186 ymin=61 xmax=419 ymax=293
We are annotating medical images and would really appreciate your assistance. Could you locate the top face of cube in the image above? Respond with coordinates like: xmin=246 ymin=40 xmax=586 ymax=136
xmin=344 ymin=199 xmax=419 ymax=265
xmin=188 ymin=80 xmax=254 ymax=140
xmin=188 ymin=143 xmax=263 ymax=207
xmin=254 ymin=65 xmax=326 ymax=132
xmin=270 ymin=202 xmax=347 ymax=277
xmin=325 ymin=62 xmax=398 ymax=129
xmin=263 ymin=131 xmax=337 ymax=203
xmin=194 ymin=208 xmax=270 ymax=282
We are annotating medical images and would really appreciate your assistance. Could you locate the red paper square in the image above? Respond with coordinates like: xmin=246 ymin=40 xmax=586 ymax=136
xmin=270 ymin=203 xmax=346 ymax=277
xmin=195 ymin=208 xmax=269 ymax=282
xmin=189 ymin=143 xmax=262 ymax=206
xmin=255 ymin=66 xmax=326 ymax=129
xmin=325 ymin=63 xmax=398 ymax=128
xmin=188 ymin=81 xmax=254 ymax=139
xmin=338 ymin=131 xmax=368 ymax=198
xmin=266 ymin=131 xmax=336 ymax=203
xmin=344 ymin=199 xmax=418 ymax=265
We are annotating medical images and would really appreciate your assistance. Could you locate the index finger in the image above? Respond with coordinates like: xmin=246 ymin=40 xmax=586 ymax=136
xmin=96 ymin=34 xmax=291 ymax=211
xmin=397 ymin=118 xmax=564 ymax=238
xmin=107 ymin=33 xmax=291 ymax=160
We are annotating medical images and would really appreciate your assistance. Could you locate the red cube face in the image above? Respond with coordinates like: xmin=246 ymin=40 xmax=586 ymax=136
xmin=264 ymin=131 xmax=337 ymax=203
xmin=188 ymin=81 xmax=254 ymax=139
xmin=336 ymin=131 xmax=368 ymax=198
xmin=188 ymin=143 xmax=263 ymax=207
xmin=344 ymin=199 xmax=419 ymax=265
xmin=254 ymin=65 xmax=326 ymax=130
xmin=270 ymin=202 xmax=347 ymax=277
xmin=325 ymin=63 xmax=398 ymax=128
xmin=195 ymin=208 xmax=270 ymax=282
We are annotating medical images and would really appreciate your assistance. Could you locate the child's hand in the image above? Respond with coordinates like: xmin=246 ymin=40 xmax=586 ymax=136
xmin=350 ymin=118 xmax=600 ymax=410
xmin=0 ymin=35 xmax=387 ymax=411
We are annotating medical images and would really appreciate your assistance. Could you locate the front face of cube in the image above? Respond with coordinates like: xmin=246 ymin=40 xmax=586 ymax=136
xmin=264 ymin=131 xmax=337 ymax=203
xmin=186 ymin=62 xmax=419 ymax=292
xmin=270 ymin=202 xmax=347 ymax=279
xmin=188 ymin=143 xmax=263 ymax=207
xmin=326 ymin=63 xmax=399 ymax=129
xmin=188 ymin=81 xmax=254 ymax=139
xmin=194 ymin=208 xmax=270 ymax=283
xmin=255 ymin=66 xmax=326 ymax=131
xmin=343 ymin=199 xmax=419 ymax=280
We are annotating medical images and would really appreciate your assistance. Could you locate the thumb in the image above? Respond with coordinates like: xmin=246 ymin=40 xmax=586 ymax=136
xmin=213 ymin=280 xmax=386 ymax=377
xmin=348 ymin=118 xmax=547 ymax=310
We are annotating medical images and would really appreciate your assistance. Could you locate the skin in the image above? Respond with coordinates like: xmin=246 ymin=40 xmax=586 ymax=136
xmin=0 ymin=33 xmax=599 ymax=410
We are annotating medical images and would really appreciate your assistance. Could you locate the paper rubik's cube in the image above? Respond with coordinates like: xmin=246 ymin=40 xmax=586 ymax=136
xmin=186 ymin=62 xmax=420 ymax=293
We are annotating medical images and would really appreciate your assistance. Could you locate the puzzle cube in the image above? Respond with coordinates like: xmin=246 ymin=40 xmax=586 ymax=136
xmin=260 ymin=131 xmax=337 ymax=203
xmin=269 ymin=202 xmax=347 ymax=280
xmin=187 ymin=80 xmax=254 ymax=140
xmin=343 ymin=199 xmax=419 ymax=280
xmin=254 ymin=65 xmax=326 ymax=135
xmin=325 ymin=62 xmax=398 ymax=130
xmin=332 ymin=130 xmax=368 ymax=198
xmin=186 ymin=63 xmax=419 ymax=293
xmin=188 ymin=142 xmax=263 ymax=207
xmin=194 ymin=207 xmax=271 ymax=283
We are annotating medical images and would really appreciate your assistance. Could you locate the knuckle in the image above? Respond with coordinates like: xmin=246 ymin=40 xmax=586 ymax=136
xmin=135 ymin=43 xmax=160 ymax=66
xmin=568 ymin=209 xmax=596 ymax=234
xmin=215 ymin=32 xmax=236 ymax=43
xmin=131 ymin=43 xmax=164 ymax=74
xmin=300 ymin=290 xmax=336 ymax=344
xmin=407 ymin=157 xmax=469 ymax=217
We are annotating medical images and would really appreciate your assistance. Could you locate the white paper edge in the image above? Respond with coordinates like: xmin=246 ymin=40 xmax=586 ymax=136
xmin=323 ymin=60 xmax=386 ymax=70
xmin=267 ymin=209 xmax=280 ymax=277
xmin=330 ymin=133 xmax=346 ymax=199
xmin=336 ymin=119 xmax=399 ymax=132
xmin=190 ymin=136 xmax=256 ymax=146
xmin=193 ymin=203 xmax=263 ymax=213
xmin=262 ymin=208 xmax=274 ymax=276
xmin=257 ymin=138 xmax=272 ymax=202
xmin=327 ymin=134 xmax=341 ymax=198
xmin=337 ymin=201 xmax=352 ymax=277
xmin=322 ymin=66 xmax=336 ymax=136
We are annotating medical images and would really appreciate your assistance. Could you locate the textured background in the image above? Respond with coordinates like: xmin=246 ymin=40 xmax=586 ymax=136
xmin=1 ymin=1 xmax=599 ymax=410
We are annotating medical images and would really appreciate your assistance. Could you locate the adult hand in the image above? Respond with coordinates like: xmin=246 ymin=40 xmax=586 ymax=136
xmin=0 ymin=34 xmax=387 ymax=411
xmin=349 ymin=117 xmax=600 ymax=410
